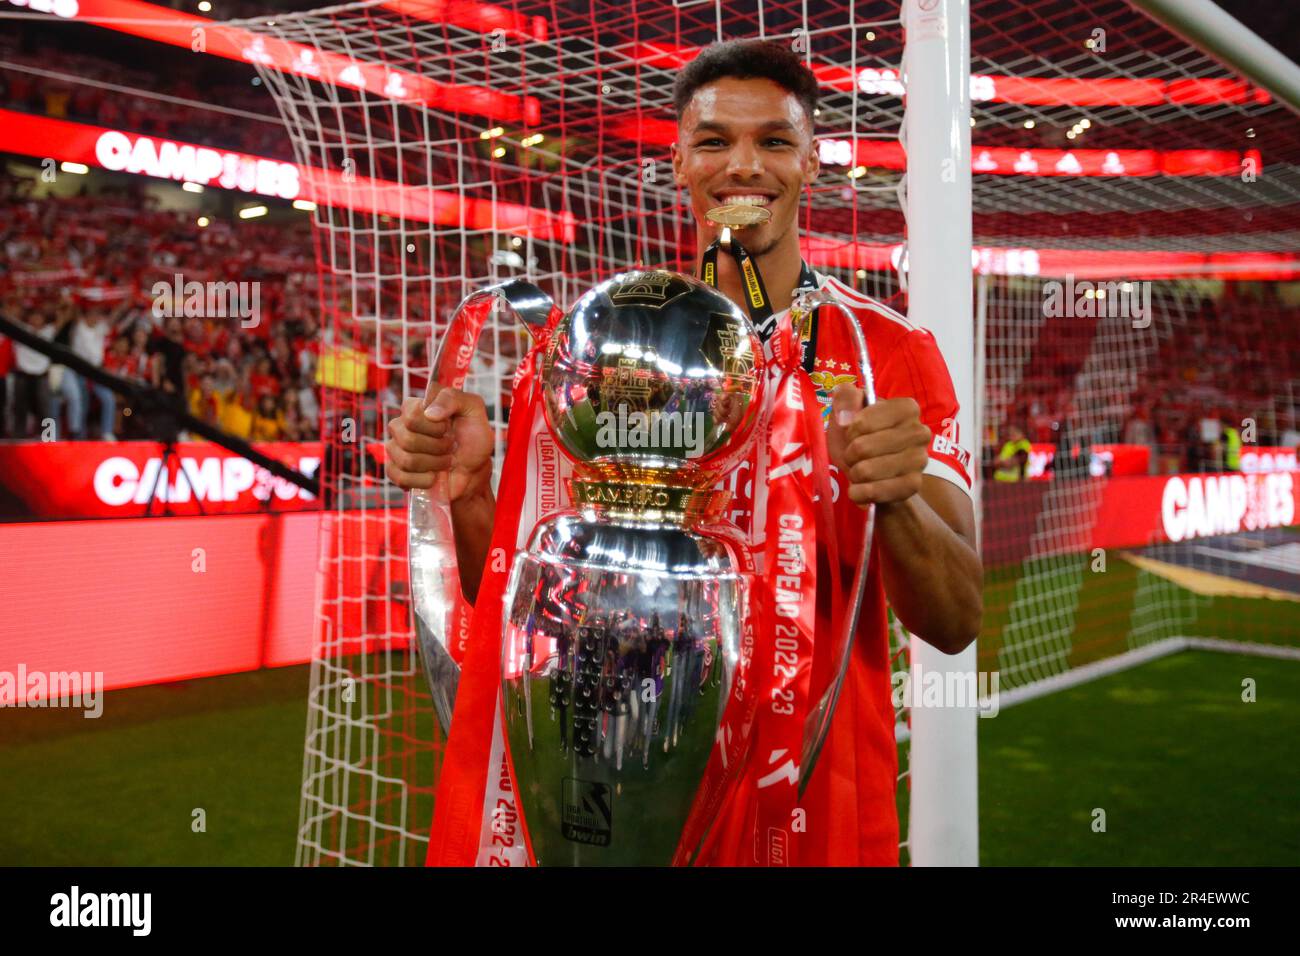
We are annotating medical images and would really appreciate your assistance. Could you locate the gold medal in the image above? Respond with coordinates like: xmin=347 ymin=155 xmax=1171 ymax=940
xmin=705 ymin=203 xmax=772 ymax=228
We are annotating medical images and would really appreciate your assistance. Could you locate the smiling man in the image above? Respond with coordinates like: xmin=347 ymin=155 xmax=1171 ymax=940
xmin=384 ymin=38 xmax=982 ymax=867
xmin=668 ymin=38 xmax=982 ymax=867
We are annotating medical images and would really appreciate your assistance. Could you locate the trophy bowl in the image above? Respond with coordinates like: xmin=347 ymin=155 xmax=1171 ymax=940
xmin=540 ymin=269 xmax=765 ymax=486
xmin=501 ymin=269 xmax=767 ymax=865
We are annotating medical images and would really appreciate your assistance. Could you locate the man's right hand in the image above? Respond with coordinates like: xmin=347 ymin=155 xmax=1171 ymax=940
xmin=385 ymin=384 xmax=494 ymax=500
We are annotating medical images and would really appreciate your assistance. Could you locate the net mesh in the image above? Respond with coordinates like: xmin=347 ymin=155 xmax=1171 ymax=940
xmin=223 ymin=0 xmax=1300 ymax=865
xmin=967 ymin=1 xmax=1300 ymax=710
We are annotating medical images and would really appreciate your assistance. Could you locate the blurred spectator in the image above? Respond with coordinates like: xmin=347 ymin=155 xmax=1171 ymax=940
xmin=1053 ymin=419 xmax=1092 ymax=480
xmin=993 ymin=424 xmax=1032 ymax=482
xmin=1221 ymin=412 xmax=1243 ymax=471
xmin=1122 ymin=403 xmax=1155 ymax=446
xmin=125 ymin=324 xmax=153 ymax=380
xmin=1185 ymin=417 xmax=1210 ymax=473
xmin=0 ymin=332 xmax=11 ymax=439
xmin=250 ymin=393 xmax=283 ymax=441
xmin=188 ymin=373 xmax=222 ymax=428
xmin=218 ymin=384 xmax=255 ymax=439
xmin=66 ymin=306 xmax=126 ymax=440
xmin=150 ymin=316 xmax=188 ymax=398
xmin=249 ymin=355 xmax=281 ymax=401
xmin=295 ymin=374 xmax=320 ymax=433
xmin=10 ymin=311 xmax=55 ymax=438
xmin=279 ymin=388 xmax=306 ymax=442
xmin=1121 ymin=402 xmax=1157 ymax=474
xmin=44 ymin=304 xmax=80 ymax=440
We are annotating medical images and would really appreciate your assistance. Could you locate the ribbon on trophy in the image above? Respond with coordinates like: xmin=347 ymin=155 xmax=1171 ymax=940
xmin=425 ymin=309 xmax=563 ymax=868
xmin=674 ymin=230 xmax=846 ymax=866
xmin=438 ymin=293 xmax=499 ymax=672
xmin=749 ymin=323 xmax=845 ymax=867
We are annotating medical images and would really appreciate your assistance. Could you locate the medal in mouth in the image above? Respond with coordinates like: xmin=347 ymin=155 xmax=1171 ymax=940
xmin=705 ymin=195 xmax=773 ymax=229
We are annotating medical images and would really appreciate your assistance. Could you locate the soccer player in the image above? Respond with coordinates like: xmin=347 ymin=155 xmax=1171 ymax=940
xmin=385 ymin=38 xmax=982 ymax=866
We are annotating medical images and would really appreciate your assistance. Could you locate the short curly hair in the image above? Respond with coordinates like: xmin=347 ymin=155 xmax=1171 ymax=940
xmin=673 ymin=39 xmax=820 ymax=130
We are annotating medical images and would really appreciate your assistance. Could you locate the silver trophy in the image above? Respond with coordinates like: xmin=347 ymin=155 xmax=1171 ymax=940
xmin=409 ymin=269 xmax=875 ymax=865
xmin=408 ymin=279 xmax=554 ymax=734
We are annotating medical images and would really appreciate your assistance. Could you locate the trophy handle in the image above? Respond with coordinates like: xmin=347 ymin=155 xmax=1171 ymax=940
xmin=409 ymin=279 xmax=558 ymax=734
xmin=793 ymin=292 xmax=878 ymax=793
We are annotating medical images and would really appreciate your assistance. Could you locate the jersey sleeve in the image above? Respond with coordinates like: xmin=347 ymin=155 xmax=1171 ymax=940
xmin=872 ymin=326 xmax=973 ymax=495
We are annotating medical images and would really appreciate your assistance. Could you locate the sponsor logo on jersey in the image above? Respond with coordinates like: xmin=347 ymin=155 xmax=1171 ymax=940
xmin=932 ymin=433 xmax=972 ymax=472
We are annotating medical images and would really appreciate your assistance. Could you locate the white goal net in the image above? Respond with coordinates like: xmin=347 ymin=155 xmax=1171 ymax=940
xmin=228 ymin=0 xmax=1299 ymax=866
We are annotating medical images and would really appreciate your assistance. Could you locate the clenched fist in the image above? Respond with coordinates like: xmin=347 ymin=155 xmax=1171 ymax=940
xmin=385 ymin=384 xmax=494 ymax=501
xmin=826 ymin=385 xmax=931 ymax=507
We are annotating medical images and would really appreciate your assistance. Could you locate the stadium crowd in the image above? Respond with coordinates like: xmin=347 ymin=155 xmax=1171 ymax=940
xmin=0 ymin=180 xmax=327 ymax=443
xmin=0 ymin=34 xmax=293 ymax=163
xmin=991 ymin=282 xmax=1299 ymax=476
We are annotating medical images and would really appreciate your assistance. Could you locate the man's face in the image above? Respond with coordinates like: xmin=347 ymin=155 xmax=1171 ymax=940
xmin=672 ymin=76 xmax=819 ymax=256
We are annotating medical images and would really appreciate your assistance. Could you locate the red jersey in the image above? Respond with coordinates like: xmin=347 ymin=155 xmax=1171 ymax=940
xmin=709 ymin=271 xmax=973 ymax=866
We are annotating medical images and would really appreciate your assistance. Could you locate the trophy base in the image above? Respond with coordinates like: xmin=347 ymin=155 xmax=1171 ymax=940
xmin=501 ymin=511 xmax=751 ymax=866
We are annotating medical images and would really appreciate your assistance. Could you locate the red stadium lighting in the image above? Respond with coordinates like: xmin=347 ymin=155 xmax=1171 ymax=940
xmin=800 ymin=234 xmax=1300 ymax=282
xmin=623 ymin=42 xmax=1271 ymax=108
xmin=821 ymin=66 xmax=1270 ymax=107
xmin=378 ymin=0 xmax=548 ymax=42
xmin=57 ymin=0 xmax=542 ymax=123
xmin=26 ymin=4 xmax=1262 ymax=120
xmin=0 ymin=107 xmax=1281 ymax=277
xmin=611 ymin=117 xmax=1262 ymax=178
xmin=0 ymin=109 xmax=576 ymax=240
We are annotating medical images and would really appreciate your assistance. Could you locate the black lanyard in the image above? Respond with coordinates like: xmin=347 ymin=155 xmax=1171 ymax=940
xmin=699 ymin=235 xmax=820 ymax=373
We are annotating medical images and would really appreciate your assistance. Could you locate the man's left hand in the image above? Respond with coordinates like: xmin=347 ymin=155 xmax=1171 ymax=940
xmin=826 ymin=384 xmax=932 ymax=507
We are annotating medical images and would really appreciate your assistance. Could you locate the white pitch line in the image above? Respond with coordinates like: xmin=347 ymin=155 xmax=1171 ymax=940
xmin=893 ymin=635 xmax=1300 ymax=739
xmin=1188 ymin=542 xmax=1300 ymax=575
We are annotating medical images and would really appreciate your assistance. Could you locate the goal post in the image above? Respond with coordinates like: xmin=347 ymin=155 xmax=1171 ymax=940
xmin=900 ymin=0 xmax=980 ymax=868
xmin=1129 ymin=0 xmax=1300 ymax=114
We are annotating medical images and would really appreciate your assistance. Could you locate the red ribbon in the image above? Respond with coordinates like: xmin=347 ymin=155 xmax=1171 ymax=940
xmin=425 ymin=331 xmax=549 ymax=867
xmin=673 ymin=309 xmax=844 ymax=866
